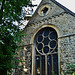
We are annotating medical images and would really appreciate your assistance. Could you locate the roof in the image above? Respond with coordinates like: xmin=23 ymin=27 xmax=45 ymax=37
xmin=51 ymin=0 xmax=75 ymax=17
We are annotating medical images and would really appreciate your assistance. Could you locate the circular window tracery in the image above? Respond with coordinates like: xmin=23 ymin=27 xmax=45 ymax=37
xmin=37 ymin=35 xmax=43 ymax=43
xmin=35 ymin=27 xmax=58 ymax=55
xmin=43 ymin=30 xmax=49 ymax=37
xmin=43 ymin=46 xmax=49 ymax=54
xmin=49 ymin=40 xmax=57 ymax=49
xmin=49 ymin=31 xmax=57 ymax=40
xmin=43 ymin=37 xmax=49 ymax=45
xmin=37 ymin=43 xmax=43 ymax=51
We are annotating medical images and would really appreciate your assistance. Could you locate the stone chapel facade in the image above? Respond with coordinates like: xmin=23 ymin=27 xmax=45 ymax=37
xmin=15 ymin=0 xmax=75 ymax=75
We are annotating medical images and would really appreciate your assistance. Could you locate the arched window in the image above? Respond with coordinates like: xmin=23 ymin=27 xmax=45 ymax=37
xmin=34 ymin=27 xmax=59 ymax=75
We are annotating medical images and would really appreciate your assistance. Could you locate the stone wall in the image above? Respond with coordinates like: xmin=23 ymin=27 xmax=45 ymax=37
xmin=15 ymin=0 xmax=75 ymax=74
xmin=59 ymin=35 xmax=75 ymax=75
xmin=21 ymin=13 xmax=75 ymax=75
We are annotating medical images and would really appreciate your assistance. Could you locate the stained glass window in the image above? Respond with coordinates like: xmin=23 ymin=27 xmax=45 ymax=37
xmin=35 ymin=27 xmax=59 ymax=75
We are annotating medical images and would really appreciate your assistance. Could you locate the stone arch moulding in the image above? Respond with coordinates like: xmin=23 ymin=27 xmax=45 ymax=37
xmin=30 ymin=24 xmax=61 ymax=75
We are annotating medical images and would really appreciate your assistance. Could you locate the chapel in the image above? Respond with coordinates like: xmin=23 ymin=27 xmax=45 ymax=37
xmin=15 ymin=0 xmax=75 ymax=75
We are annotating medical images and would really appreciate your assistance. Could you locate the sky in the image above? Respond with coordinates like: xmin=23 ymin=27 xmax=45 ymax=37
xmin=32 ymin=0 xmax=75 ymax=13
xmin=56 ymin=0 xmax=75 ymax=13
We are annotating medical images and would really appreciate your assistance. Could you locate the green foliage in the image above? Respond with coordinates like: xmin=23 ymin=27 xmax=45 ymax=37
xmin=0 ymin=0 xmax=30 ymax=74
xmin=52 ymin=71 xmax=57 ymax=75
xmin=67 ymin=63 xmax=75 ymax=74
xmin=72 ymin=72 xmax=75 ymax=75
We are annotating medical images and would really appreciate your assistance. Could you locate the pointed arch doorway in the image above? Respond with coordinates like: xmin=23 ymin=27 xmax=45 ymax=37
xmin=32 ymin=26 xmax=59 ymax=75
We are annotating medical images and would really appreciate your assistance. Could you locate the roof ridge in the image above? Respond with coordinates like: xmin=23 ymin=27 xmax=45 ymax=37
xmin=51 ymin=0 xmax=75 ymax=17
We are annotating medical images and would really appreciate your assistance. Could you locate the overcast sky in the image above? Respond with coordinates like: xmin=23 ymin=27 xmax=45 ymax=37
xmin=56 ymin=0 xmax=75 ymax=13
xmin=32 ymin=0 xmax=75 ymax=13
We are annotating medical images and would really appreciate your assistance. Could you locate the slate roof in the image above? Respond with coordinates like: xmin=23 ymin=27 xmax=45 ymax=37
xmin=51 ymin=0 xmax=75 ymax=17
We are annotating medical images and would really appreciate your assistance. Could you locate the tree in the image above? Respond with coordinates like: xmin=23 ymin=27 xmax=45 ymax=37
xmin=0 ymin=0 xmax=30 ymax=74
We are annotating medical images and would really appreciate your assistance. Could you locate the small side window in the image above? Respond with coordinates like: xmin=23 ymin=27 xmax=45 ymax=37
xmin=38 ymin=4 xmax=50 ymax=16
xmin=41 ymin=7 xmax=48 ymax=16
